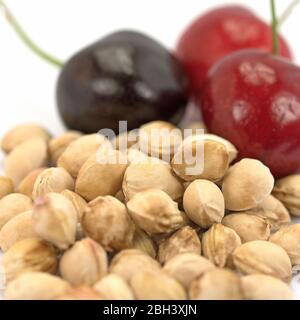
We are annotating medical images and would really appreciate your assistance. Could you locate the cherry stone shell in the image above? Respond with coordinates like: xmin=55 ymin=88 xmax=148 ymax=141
xmin=200 ymin=49 xmax=300 ymax=178
xmin=56 ymin=30 xmax=189 ymax=133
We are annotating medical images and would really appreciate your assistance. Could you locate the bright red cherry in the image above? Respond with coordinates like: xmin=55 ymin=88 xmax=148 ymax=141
xmin=200 ymin=49 xmax=300 ymax=178
xmin=177 ymin=6 xmax=292 ymax=93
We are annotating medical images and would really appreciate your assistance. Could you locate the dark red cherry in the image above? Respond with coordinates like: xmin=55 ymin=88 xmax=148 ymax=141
xmin=57 ymin=30 xmax=189 ymax=133
xmin=176 ymin=5 xmax=292 ymax=94
xmin=200 ymin=49 xmax=300 ymax=178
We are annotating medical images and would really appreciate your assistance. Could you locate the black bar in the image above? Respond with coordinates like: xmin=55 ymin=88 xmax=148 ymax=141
xmin=0 ymin=300 xmax=294 ymax=319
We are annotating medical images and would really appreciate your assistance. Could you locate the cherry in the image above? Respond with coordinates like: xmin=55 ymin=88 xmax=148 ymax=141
xmin=57 ymin=31 xmax=189 ymax=133
xmin=176 ymin=5 xmax=292 ymax=94
xmin=0 ymin=3 xmax=189 ymax=133
xmin=200 ymin=49 xmax=300 ymax=178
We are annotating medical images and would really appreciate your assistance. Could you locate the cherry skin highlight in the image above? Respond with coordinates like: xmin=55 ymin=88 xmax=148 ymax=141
xmin=200 ymin=49 xmax=300 ymax=178
xmin=177 ymin=5 xmax=292 ymax=94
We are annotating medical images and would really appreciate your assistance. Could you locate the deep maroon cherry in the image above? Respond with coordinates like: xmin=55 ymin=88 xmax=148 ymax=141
xmin=200 ymin=49 xmax=300 ymax=178
xmin=176 ymin=5 xmax=292 ymax=94
xmin=57 ymin=30 xmax=189 ymax=133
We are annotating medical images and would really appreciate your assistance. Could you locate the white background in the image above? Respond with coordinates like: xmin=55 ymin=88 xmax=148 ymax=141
xmin=0 ymin=0 xmax=300 ymax=299
xmin=0 ymin=0 xmax=299 ymax=137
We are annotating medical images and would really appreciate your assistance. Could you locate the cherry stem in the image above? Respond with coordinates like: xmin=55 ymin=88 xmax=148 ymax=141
xmin=270 ymin=0 xmax=280 ymax=55
xmin=0 ymin=0 xmax=64 ymax=68
xmin=278 ymin=0 xmax=300 ymax=28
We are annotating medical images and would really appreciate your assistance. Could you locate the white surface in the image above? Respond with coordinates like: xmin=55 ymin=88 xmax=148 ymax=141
xmin=0 ymin=0 xmax=300 ymax=138
xmin=0 ymin=0 xmax=300 ymax=299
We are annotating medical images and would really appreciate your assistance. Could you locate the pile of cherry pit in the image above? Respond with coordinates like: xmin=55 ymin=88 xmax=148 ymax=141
xmin=1 ymin=0 xmax=300 ymax=179
xmin=1 ymin=0 xmax=300 ymax=302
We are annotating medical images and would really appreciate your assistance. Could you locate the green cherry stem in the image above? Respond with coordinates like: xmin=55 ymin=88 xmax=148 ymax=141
xmin=278 ymin=0 xmax=300 ymax=28
xmin=0 ymin=0 xmax=64 ymax=67
xmin=270 ymin=0 xmax=280 ymax=55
